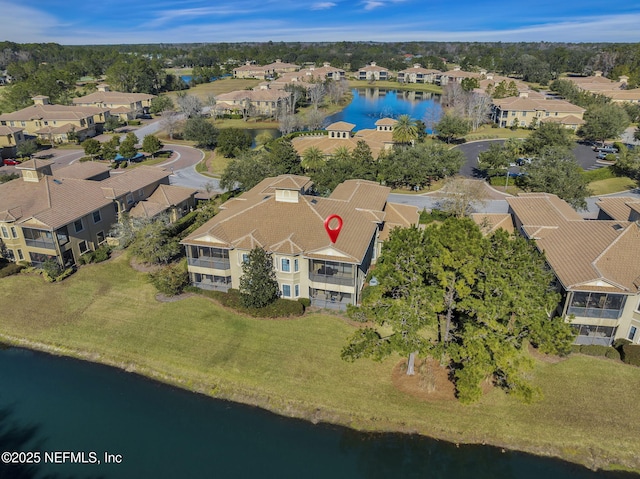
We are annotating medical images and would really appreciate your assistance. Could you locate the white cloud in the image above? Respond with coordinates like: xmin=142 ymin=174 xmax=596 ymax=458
xmin=0 ymin=1 xmax=67 ymax=43
xmin=311 ymin=2 xmax=336 ymax=10
xmin=363 ymin=1 xmax=384 ymax=10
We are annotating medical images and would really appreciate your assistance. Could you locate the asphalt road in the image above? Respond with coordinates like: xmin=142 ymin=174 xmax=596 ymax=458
xmin=455 ymin=140 xmax=604 ymax=179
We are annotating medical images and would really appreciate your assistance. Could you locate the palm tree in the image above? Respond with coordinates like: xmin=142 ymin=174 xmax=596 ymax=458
xmin=332 ymin=145 xmax=352 ymax=162
xmin=301 ymin=147 xmax=325 ymax=171
xmin=392 ymin=114 xmax=419 ymax=146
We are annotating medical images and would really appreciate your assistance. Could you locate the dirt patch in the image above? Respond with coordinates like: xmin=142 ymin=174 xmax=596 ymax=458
xmin=392 ymin=357 xmax=457 ymax=402
xmin=130 ymin=257 xmax=162 ymax=273
xmin=156 ymin=292 xmax=195 ymax=303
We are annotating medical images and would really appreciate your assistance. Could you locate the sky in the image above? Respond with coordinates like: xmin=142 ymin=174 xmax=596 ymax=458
xmin=1 ymin=0 xmax=640 ymax=45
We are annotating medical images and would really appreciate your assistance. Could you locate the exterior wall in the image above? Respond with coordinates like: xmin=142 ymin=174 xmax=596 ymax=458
xmin=492 ymin=105 xmax=584 ymax=129
xmin=561 ymin=289 xmax=640 ymax=346
xmin=0 ymin=202 xmax=117 ymax=267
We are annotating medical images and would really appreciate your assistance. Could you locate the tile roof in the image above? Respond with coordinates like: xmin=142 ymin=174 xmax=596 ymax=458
xmin=128 ymin=184 xmax=197 ymax=218
xmin=72 ymin=91 xmax=154 ymax=106
xmin=470 ymin=213 xmax=515 ymax=235
xmin=379 ymin=203 xmax=420 ymax=241
xmin=508 ymin=193 xmax=640 ymax=293
xmin=492 ymin=96 xmax=585 ymax=114
xmin=182 ymin=175 xmax=391 ymax=264
xmin=596 ymin=196 xmax=640 ymax=221
xmin=100 ymin=165 xmax=171 ymax=194
xmin=0 ymin=104 xmax=107 ymax=122
xmin=53 ymin=162 xmax=111 ymax=180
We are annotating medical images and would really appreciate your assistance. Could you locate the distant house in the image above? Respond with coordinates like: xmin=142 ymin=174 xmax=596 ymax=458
xmin=397 ymin=64 xmax=440 ymax=84
xmin=0 ymin=96 xmax=109 ymax=143
xmin=357 ymin=62 xmax=390 ymax=81
xmin=291 ymin=118 xmax=397 ymax=159
xmin=491 ymin=91 xmax=586 ymax=129
xmin=214 ymin=86 xmax=292 ymax=117
xmin=507 ymin=193 xmax=640 ymax=346
xmin=72 ymin=84 xmax=155 ymax=121
xmin=0 ymin=161 xmax=196 ymax=268
xmin=233 ymin=62 xmax=272 ymax=80
xmin=564 ymin=71 xmax=640 ymax=104
xmin=181 ymin=175 xmax=418 ymax=310
xmin=0 ymin=125 xmax=26 ymax=159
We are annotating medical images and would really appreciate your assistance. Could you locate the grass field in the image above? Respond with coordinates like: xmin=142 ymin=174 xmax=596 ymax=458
xmin=1 ymin=254 xmax=639 ymax=472
xmin=588 ymin=176 xmax=638 ymax=195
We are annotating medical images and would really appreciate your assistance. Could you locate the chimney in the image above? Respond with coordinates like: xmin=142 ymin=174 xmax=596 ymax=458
xmin=453 ymin=66 xmax=461 ymax=71
xmin=620 ymin=75 xmax=629 ymax=85
xmin=594 ymin=70 xmax=603 ymax=77
xmin=370 ymin=62 xmax=377 ymax=67
xmin=323 ymin=62 xmax=330 ymax=67
xmin=413 ymin=64 xmax=421 ymax=69
xmin=518 ymin=91 xmax=529 ymax=98
xmin=97 ymin=83 xmax=110 ymax=92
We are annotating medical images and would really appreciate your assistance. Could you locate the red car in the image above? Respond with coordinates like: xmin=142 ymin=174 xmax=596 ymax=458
xmin=2 ymin=158 xmax=20 ymax=166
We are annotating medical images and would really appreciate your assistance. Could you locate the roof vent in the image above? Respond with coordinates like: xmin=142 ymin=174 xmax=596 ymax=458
xmin=613 ymin=223 xmax=624 ymax=231
xmin=311 ymin=199 xmax=318 ymax=205
xmin=53 ymin=179 xmax=62 ymax=185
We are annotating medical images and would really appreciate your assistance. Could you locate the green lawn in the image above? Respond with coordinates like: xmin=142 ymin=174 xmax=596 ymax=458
xmin=588 ymin=177 xmax=638 ymax=195
xmin=1 ymin=255 xmax=639 ymax=472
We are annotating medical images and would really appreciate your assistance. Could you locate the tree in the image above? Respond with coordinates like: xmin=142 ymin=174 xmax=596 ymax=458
xmin=104 ymin=116 xmax=121 ymax=133
xmin=308 ymin=82 xmax=325 ymax=110
xmin=239 ymin=247 xmax=279 ymax=308
xmin=118 ymin=132 xmax=138 ymax=160
xmin=101 ymin=136 xmax=120 ymax=162
xmin=435 ymin=113 xmax=471 ymax=143
xmin=148 ymin=262 xmax=189 ymax=296
xmin=341 ymin=226 xmax=434 ymax=375
xmin=305 ymin=109 xmax=326 ymax=131
xmin=579 ymin=103 xmax=630 ymax=145
xmin=519 ymin=146 xmax=591 ymax=210
xmin=301 ymin=146 xmax=325 ymax=172
xmin=176 ymin=93 xmax=203 ymax=118
xmin=460 ymin=77 xmax=479 ymax=92
xmin=266 ymin=138 xmax=302 ymax=175
xmin=436 ymin=178 xmax=488 ymax=218
xmin=392 ymin=114 xmax=419 ymax=146
xmin=255 ymin=131 xmax=274 ymax=148
xmin=183 ymin=117 xmax=218 ymax=149
xmin=523 ymin=122 xmax=573 ymax=156
xmin=16 ymin=139 xmax=37 ymax=159
xmin=221 ymin=150 xmax=274 ymax=191
xmin=81 ymin=138 xmax=101 ymax=160
xmin=150 ymin=95 xmax=175 ymax=115
xmin=141 ymin=134 xmax=163 ymax=158
xmin=160 ymin=110 xmax=181 ymax=140
xmin=477 ymin=139 xmax=523 ymax=178
xmin=129 ymin=216 xmax=181 ymax=265
xmin=278 ymin=113 xmax=299 ymax=135
xmin=343 ymin=219 xmax=574 ymax=402
xmin=216 ymin=128 xmax=252 ymax=158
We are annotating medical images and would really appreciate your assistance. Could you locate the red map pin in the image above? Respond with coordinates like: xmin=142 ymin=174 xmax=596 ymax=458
xmin=324 ymin=214 xmax=343 ymax=243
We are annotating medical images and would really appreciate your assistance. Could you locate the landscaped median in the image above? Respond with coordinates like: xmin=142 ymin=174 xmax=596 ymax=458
xmin=1 ymin=253 xmax=639 ymax=473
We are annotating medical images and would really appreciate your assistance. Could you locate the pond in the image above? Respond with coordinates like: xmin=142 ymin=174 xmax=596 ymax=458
xmin=325 ymin=88 xmax=442 ymax=132
xmin=0 ymin=346 xmax=635 ymax=479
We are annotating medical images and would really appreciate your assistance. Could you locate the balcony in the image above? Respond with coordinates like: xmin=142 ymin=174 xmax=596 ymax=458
xmin=309 ymin=272 xmax=355 ymax=287
xmin=193 ymin=281 xmax=231 ymax=292
xmin=25 ymin=238 xmax=55 ymax=249
xmin=187 ymin=257 xmax=231 ymax=270
xmin=567 ymin=306 xmax=623 ymax=320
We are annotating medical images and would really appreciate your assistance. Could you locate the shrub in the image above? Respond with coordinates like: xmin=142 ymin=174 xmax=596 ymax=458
xmin=148 ymin=262 xmax=189 ymax=296
xmin=0 ymin=262 xmax=24 ymax=278
xmin=298 ymin=297 xmax=311 ymax=309
xmin=605 ymin=348 xmax=621 ymax=361
xmin=581 ymin=166 xmax=615 ymax=182
xmin=191 ymin=288 xmax=305 ymax=318
xmin=77 ymin=246 xmax=112 ymax=265
xmin=79 ymin=157 xmax=92 ymax=163
xmin=578 ymin=345 xmax=611 ymax=357
xmin=621 ymin=344 xmax=640 ymax=366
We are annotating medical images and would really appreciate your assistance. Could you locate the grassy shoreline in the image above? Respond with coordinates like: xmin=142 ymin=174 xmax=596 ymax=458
xmin=1 ymin=256 xmax=640 ymax=473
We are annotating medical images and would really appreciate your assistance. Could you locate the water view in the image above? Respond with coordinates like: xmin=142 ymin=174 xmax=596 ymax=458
xmin=0 ymin=347 xmax=636 ymax=479
xmin=325 ymin=88 xmax=442 ymax=131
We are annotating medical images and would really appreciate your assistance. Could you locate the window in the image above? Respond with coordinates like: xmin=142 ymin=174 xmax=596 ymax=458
xmin=92 ymin=210 xmax=102 ymax=223
xmin=78 ymin=240 xmax=89 ymax=254
xmin=138 ymin=189 xmax=144 ymax=198
xmin=56 ymin=226 xmax=69 ymax=246
xmin=16 ymin=249 xmax=23 ymax=260
xmin=126 ymin=193 xmax=134 ymax=205
xmin=281 ymin=258 xmax=290 ymax=272
xmin=96 ymin=231 xmax=105 ymax=244
xmin=294 ymin=258 xmax=299 ymax=272
xmin=282 ymin=284 xmax=291 ymax=297
xmin=74 ymin=219 xmax=84 ymax=233
xmin=294 ymin=284 xmax=300 ymax=297
xmin=10 ymin=227 xmax=17 ymax=238
xmin=629 ymin=326 xmax=638 ymax=342
xmin=1 ymin=226 xmax=8 ymax=238
xmin=242 ymin=253 xmax=249 ymax=264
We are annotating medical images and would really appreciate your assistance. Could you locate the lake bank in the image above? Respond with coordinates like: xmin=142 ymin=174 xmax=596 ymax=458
xmin=1 ymin=255 xmax=639 ymax=474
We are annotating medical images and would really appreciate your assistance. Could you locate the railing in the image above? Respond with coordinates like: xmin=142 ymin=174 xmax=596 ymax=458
xmin=187 ymin=258 xmax=231 ymax=270
xmin=25 ymin=238 xmax=55 ymax=249
xmin=574 ymin=335 xmax=613 ymax=346
xmin=567 ymin=307 xmax=623 ymax=320
xmin=193 ymin=281 xmax=231 ymax=292
xmin=309 ymin=273 xmax=355 ymax=287
xmin=310 ymin=298 xmax=350 ymax=311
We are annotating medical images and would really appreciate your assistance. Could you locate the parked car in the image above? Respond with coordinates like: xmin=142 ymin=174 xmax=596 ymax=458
xmin=594 ymin=145 xmax=618 ymax=154
xmin=2 ymin=158 xmax=20 ymax=166
xmin=515 ymin=157 xmax=532 ymax=166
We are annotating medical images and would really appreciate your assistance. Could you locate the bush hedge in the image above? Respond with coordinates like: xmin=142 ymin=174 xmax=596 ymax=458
xmin=191 ymin=288 xmax=304 ymax=318
xmin=581 ymin=166 xmax=615 ymax=182
xmin=148 ymin=262 xmax=189 ymax=296
xmin=621 ymin=344 xmax=640 ymax=366
xmin=77 ymin=246 xmax=111 ymax=265
xmin=572 ymin=344 xmax=621 ymax=361
xmin=0 ymin=261 xmax=25 ymax=278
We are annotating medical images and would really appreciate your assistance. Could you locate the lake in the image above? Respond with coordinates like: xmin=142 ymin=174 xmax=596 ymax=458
xmin=0 ymin=346 xmax=636 ymax=479
xmin=325 ymin=88 xmax=442 ymax=131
